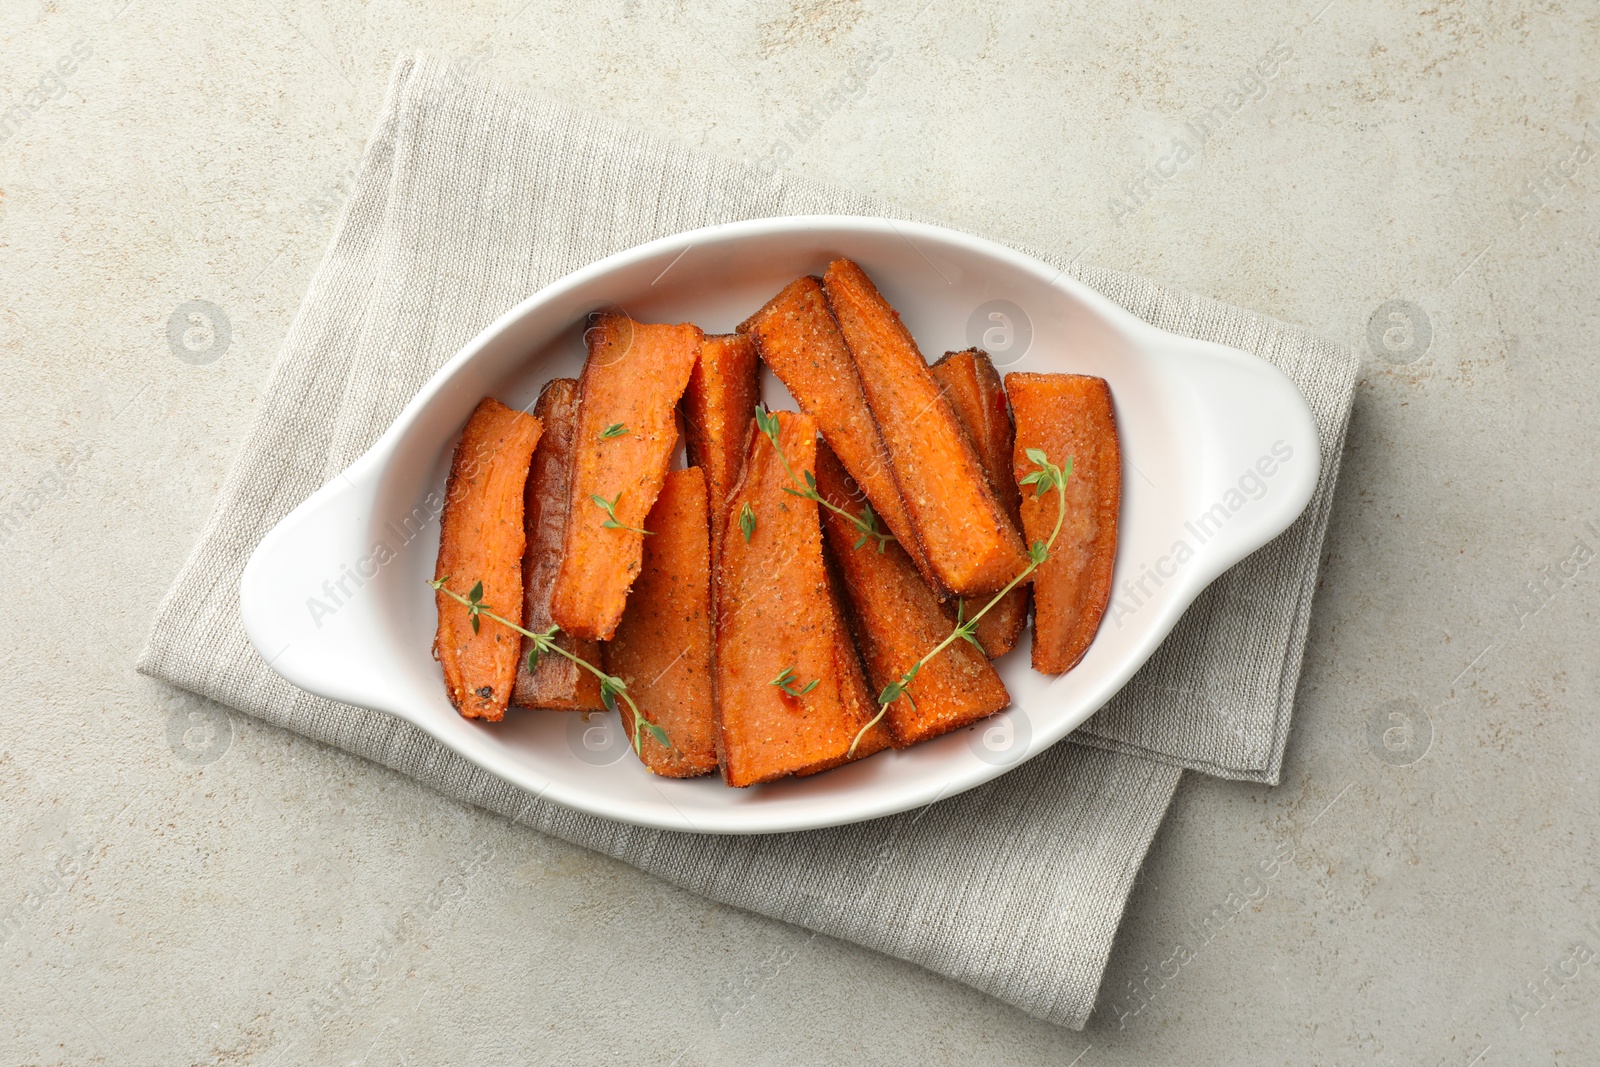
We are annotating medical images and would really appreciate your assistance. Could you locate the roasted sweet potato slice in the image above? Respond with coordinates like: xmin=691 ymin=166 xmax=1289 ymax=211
xmin=433 ymin=397 xmax=544 ymax=721
xmin=511 ymin=378 xmax=605 ymax=710
xmin=605 ymin=467 xmax=717 ymax=777
xmin=738 ymin=276 xmax=934 ymax=586
xmin=550 ymin=312 xmax=703 ymax=641
xmin=839 ymin=588 xmax=896 ymax=752
xmin=930 ymin=348 xmax=1030 ymax=658
xmin=822 ymin=259 xmax=1028 ymax=597
xmin=796 ymin=566 xmax=893 ymax=773
xmin=714 ymin=410 xmax=888 ymax=786
xmin=816 ymin=443 xmax=1009 ymax=746
xmin=682 ymin=332 xmax=761 ymax=569
xmin=1006 ymin=372 xmax=1121 ymax=674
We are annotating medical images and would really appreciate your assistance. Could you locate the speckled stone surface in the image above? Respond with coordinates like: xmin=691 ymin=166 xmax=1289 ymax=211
xmin=2 ymin=1 xmax=1597 ymax=1063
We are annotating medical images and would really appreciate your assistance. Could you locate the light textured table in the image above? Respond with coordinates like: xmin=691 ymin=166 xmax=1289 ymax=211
xmin=3 ymin=1 xmax=1597 ymax=1063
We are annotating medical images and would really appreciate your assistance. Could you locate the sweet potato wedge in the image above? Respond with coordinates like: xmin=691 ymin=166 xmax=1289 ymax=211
xmin=796 ymin=560 xmax=893 ymax=774
xmin=605 ymin=467 xmax=717 ymax=777
xmin=816 ymin=443 xmax=1009 ymax=746
xmin=512 ymin=378 xmax=605 ymax=711
xmin=930 ymin=348 xmax=1030 ymax=658
xmin=822 ymin=259 xmax=1028 ymax=597
xmin=1005 ymin=372 xmax=1122 ymax=674
xmin=433 ymin=397 xmax=544 ymax=721
xmin=550 ymin=312 xmax=703 ymax=641
xmin=682 ymin=332 xmax=760 ymax=569
xmin=714 ymin=410 xmax=888 ymax=786
xmin=738 ymin=276 xmax=934 ymax=586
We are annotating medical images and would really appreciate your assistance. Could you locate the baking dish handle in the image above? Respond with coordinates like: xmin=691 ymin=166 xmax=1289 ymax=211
xmin=1152 ymin=330 xmax=1323 ymax=585
xmin=239 ymin=457 xmax=418 ymax=713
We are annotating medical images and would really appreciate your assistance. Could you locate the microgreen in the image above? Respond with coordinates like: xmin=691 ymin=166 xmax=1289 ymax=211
xmin=739 ymin=501 xmax=757 ymax=543
xmin=600 ymin=423 xmax=628 ymax=440
xmin=590 ymin=491 xmax=653 ymax=537
xmin=430 ymin=578 xmax=671 ymax=755
xmin=755 ymin=404 xmax=893 ymax=552
xmin=846 ymin=448 xmax=1072 ymax=757
xmin=771 ymin=666 xmax=820 ymax=699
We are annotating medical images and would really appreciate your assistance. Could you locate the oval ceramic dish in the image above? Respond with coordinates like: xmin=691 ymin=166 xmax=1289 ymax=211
xmin=241 ymin=216 xmax=1320 ymax=834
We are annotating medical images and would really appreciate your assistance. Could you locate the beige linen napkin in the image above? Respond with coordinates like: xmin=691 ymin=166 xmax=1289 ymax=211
xmin=137 ymin=53 xmax=1356 ymax=1029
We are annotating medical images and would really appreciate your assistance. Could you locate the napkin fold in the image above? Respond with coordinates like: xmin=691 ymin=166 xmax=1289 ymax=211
xmin=137 ymin=52 xmax=1356 ymax=1028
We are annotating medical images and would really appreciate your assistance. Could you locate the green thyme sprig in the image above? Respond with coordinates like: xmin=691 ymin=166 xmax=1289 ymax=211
xmin=738 ymin=501 xmax=757 ymax=543
xmin=753 ymin=406 xmax=892 ymax=552
xmin=771 ymin=666 xmax=820 ymax=699
xmin=846 ymin=449 xmax=1072 ymax=757
xmin=599 ymin=422 xmax=628 ymax=440
xmin=590 ymin=491 xmax=652 ymax=537
xmin=430 ymin=578 xmax=670 ymax=754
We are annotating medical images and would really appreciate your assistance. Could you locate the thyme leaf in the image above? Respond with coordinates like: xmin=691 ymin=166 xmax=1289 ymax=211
xmin=755 ymin=404 xmax=894 ymax=552
xmin=590 ymin=491 xmax=653 ymax=537
xmin=954 ymin=599 xmax=986 ymax=655
xmin=430 ymin=579 xmax=671 ymax=757
xmin=846 ymin=448 xmax=1072 ymax=757
xmin=771 ymin=666 xmax=820 ymax=699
